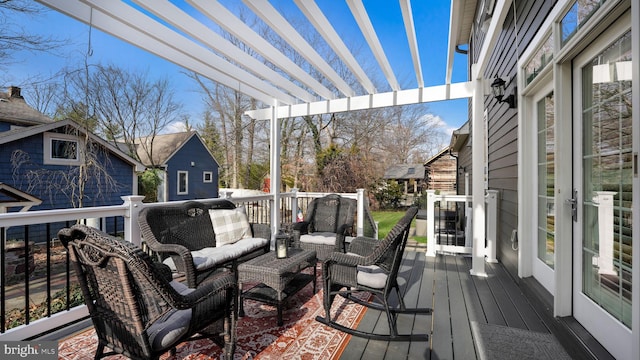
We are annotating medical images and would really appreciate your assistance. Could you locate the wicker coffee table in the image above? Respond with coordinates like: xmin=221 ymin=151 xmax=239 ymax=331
xmin=238 ymin=248 xmax=317 ymax=326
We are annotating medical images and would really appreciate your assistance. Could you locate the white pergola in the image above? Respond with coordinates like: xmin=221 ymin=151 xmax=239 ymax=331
xmin=36 ymin=0 xmax=514 ymax=276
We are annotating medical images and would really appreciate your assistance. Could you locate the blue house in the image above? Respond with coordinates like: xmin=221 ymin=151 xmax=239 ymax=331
xmin=134 ymin=131 xmax=219 ymax=201
xmin=0 ymin=86 xmax=145 ymax=239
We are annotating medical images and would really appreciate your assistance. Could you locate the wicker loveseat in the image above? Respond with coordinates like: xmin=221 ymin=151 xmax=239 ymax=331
xmin=138 ymin=199 xmax=270 ymax=287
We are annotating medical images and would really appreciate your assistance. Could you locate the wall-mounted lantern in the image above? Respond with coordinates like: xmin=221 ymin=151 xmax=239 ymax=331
xmin=491 ymin=76 xmax=516 ymax=108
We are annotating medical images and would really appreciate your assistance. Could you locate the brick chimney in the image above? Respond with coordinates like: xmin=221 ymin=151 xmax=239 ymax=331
xmin=8 ymin=86 xmax=23 ymax=99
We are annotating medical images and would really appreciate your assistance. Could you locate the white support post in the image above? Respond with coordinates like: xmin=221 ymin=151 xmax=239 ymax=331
xmin=425 ymin=190 xmax=436 ymax=257
xmin=121 ymin=195 xmax=145 ymax=246
xmin=471 ymin=64 xmax=487 ymax=277
xmin=356 ymin=188 xmax=365 ymax=237
xmin=269 ymin=101 xmax=281 ymax=250
xmin=291 ymin=188 xmax=299 ymax=223
xmin=485 ymin=190 xmax=499 ymax=263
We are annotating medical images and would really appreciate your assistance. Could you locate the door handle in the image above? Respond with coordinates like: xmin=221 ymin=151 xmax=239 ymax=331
xmin=565 ymin=189 xmax=578 ymax=222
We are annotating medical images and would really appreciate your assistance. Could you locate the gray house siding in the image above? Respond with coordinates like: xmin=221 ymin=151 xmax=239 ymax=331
xmin=470 ymin=0 xmax=556 ymax=278
xmin=165 ymin=135 xmax=219 ymax=201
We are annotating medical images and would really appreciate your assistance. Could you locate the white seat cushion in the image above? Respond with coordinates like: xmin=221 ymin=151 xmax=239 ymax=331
xmin=163 ymin=237 xmax=269 ymax=271
xmin=356 ymin=264 xmax=388 ymax=289
xmin=300 ymin=232 xmax=337 ymax=245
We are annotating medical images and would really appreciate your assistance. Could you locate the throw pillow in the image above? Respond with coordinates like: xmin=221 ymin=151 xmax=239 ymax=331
xmin=209 ymin=208 xmax=252 ymax=247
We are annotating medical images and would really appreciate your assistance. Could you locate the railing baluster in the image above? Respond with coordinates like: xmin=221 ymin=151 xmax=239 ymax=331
xmin=1 ymin=227 xmax=5 ymax=333
xmin=24 ymin=225 xmax=30 ymax=326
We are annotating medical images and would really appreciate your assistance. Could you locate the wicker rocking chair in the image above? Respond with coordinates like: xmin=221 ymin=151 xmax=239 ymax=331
xmin=315 ymin=206 xmax=431 ymax=341
xmin=58 ymin=224 xmax=237 ymax=360
xmin=291 ymin=194 xmax=357 ymax=260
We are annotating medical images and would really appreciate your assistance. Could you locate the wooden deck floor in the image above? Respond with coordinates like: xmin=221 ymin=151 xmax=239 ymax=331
xmin=339 ymin=249 xmax=557 ymax=360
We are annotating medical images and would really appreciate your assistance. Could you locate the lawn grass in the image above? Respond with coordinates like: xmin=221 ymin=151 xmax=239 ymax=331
xmin=371 ymin=210 xmax=426 ymax=244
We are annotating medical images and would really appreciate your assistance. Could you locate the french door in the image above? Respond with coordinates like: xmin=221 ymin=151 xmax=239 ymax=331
xmin=532 ymin=83 xmax=556 ymax=294
xmin=572 ymin=24 xmax=633 ymax=360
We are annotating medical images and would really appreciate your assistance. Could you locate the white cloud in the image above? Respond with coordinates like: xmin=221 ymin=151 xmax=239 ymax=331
xmin=421 ymin=113 xmax=457 ymax=138
xmin=161 ymin=121 xmax=188 ymax=134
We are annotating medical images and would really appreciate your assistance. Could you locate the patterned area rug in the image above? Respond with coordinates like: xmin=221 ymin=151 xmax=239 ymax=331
xmin=58 ymin=265 xmax=367 ymax=359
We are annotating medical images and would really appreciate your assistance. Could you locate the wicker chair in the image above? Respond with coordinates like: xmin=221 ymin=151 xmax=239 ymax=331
xmin=291 ymin=194 xmax=357 ymax=260
xmin=138 ymin=199 xmax=270 ymax=287
xmin=58 ymin=224 xmax=237 ymax=360
xmin=315 ymin=206 xmax=431 ymax=341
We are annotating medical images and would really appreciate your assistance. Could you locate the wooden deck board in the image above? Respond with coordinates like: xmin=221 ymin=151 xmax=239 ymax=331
xmin=489 ymin=262 xmax=548 ymax=332
xmin=445 ymin=256 xmax=476 ymax=360
xmin=431 ymin=254 xmax=454 ymax=359
xmin=484 ymin=260 xmax=527 ymax=329
xmin=341 ymin=251 xmax=562 ymax=359
xmin=463 ymin=257 xmax=505 ymax=325
xmin=388 ymin=251 xmax=419 ymax=359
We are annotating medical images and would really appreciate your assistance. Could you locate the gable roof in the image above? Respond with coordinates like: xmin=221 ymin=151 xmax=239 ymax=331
xmin=383 ymin=164 xmax=425 ymax=180
xmin=0 ymin=86 xmax=53 ymax=126
xmin=134 ymin=131 xmax=216 ymax=167
xmin=0 ymin=182 xmax=42 ymax=210
xmin=0 ymin=118 xmax=146 ymax=172
xmin=424 ymin=146 xmax=453 ymax=166
xmin=449 ymin=121 xmax=470 ymax=152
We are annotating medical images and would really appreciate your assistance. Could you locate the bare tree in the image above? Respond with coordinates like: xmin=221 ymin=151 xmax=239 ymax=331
xmin=61 ymin=63 xmax=183 ymax=165
xmin=0 ymin=0 xmax=65 ymax=67
xmin=10 ymin=132 xmax=121 ymax=209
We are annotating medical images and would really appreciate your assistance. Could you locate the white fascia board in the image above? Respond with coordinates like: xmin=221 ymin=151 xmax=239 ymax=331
xmin=446 ymin=0 xmax=463 ymax=84
xmin=132 ymin=0 xmax=316 ymax=103
xmin=475 ymin=0 xmax=513 ymax=79
xmin=188 ymin=0 xmax=335 ymax=100
xmin=294 ymin=0 xmax=376 ymax=94
xmin=400 ymin=0 xmax=424 ymax=88
xmin=243 ymin=0 xmax=355 ymax=97
xmin=80 ymin=0 xmax=294 ymax=104
xmin=346 ymin=0 xmax=401 ymax=91
xmin=245 ymin=82 xmax=473 ymax=120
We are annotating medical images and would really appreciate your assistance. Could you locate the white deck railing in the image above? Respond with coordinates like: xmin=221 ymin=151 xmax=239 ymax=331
xmin=425 ymin=190 xmax=499 ymax=267
xmin=0 ymin=190 xmax=372 ymax=340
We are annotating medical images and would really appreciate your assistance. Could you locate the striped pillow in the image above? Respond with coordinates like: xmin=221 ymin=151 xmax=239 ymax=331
xmin=209 ymin=208 xmax=252 ymax=247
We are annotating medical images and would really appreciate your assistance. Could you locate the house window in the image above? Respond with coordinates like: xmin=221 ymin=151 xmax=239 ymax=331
xmin=43 ymin=132 xmax=80 ymax=165
xmin=537 ymin=92 xmax=555 ymax=269
xmin=177 ymin=171 xmax=188 ymax=195
xmin=560 ymin=0 xmax=605 ymax=46
xmin=203 ymin=171 xmax=213 ymax=183
xmin=525 ymin=33 xmax=553 ymax=85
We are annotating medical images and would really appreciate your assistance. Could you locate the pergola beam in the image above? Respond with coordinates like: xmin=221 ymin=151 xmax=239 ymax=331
xmin=40 ymin=0 xmax=285 ymax=104
xmin=446 ymin=0 xmax=463 ymax=84
xmin=187 ymin=0 xmax=335 ymax=100
xmin=132 ymin=0 xmax=317 ymax=103
xmin=293 ymin=0 xmax=377 ymax=94
xmin=81 ymin=0 xmax=297 ymax=104
xmin=243 ymin=0 xmax=356 ymax=97
xmin=400 ymin=0 xmax=424 ymax=88
xmin=245 ymin=81 xmax=473 ymax=120
xmin=346 ymin=0 xmax=400 ymax=91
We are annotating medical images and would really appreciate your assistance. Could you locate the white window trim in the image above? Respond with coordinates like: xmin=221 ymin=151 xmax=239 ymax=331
xmin=177 ymin=171 xmax=188 ymax=195
xmin=203 ymin=171 xmax=213 ymax=183
xmin=43 ymin=132 xmax=81 ymax=166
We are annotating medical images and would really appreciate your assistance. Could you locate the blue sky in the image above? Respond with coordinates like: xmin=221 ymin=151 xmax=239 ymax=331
xmin=5 ymin=0 xmax=469 ymax=134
